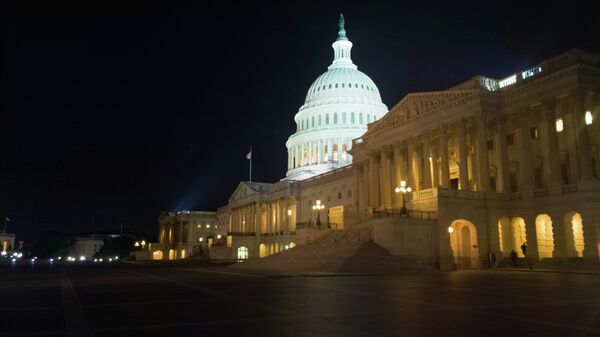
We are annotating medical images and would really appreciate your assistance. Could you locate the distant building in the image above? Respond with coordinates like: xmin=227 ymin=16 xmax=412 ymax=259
xmin=69 ymin=234 xmax=111 ymax=259
xmin=149 ymin=210 xmax=219 ymax=260
xmin=1 ymin=233 xmax=16 ymax=253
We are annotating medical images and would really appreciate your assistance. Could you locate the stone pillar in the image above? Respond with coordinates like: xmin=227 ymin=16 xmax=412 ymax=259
xmin=581 ymin=210 xmax=600 ymax=260
xmin=422 ymin=134 xmax=433 ymax=189
xmin=392 ymin=144 xmax=403 ymax=207
xmin=457 ymin=119 xmax=470 ymax=190
xmin=308 ymin=142 xmax=313 ymax=165
xmin=380 ymin=148 xmax=392 ymax=209
xmin=318 ymin=140 xmax=323 ymax=164
xmin=573 ymin=90 xmax=595 ymax=181
xmin=406 ymin=141 xmax=416 ymax=191
xmin=495 ymin=118 xmax=511 ymax=193
xmin=439 ymin=126 xmax=450 ymax=188
xmin=352 ymin=164 xmax=360 ymax=207
xmin=523 ymin=214 xmax=540 ymax=261
xmin=549 ymin=212 xmax=566 ymax=258
xmin=563 ymin=112 xmax=579 ymax=183
xmin=369 ymin=152 xmax=380 ymax=208
xmin=516 ymin=112 xmax=535 ymax=195
xmin=541 ymin=98 xmax=563 ymax=190
xmin=327 ymin=139 xmax=333 ymax=162
xmin=363 ymin=160 xmax=370 ymax=207
xmin=476 ymin=114 xmax=491 ymax=192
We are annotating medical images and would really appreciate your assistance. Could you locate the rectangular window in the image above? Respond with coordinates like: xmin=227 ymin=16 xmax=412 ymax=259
xmin=506 ymin=134 xmax=514 ymax=145
xmin=530 ymin=127 xmax=539 ymax=139
xmin=556 ymin=118 xmax=564 ymax=132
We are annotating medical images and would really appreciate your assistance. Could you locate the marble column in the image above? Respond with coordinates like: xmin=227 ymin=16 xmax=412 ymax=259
xmin=422 ymin=134 xmax=432 ymax=189
xmin=495 ymin=118 xmax=511 ymax=193
xmin=406 ymin=140 xmax=416 ymax=191
xmin=380 ymin=148 xmax=393 ymax=208
xmin=516 ymin=112 xmax=535 ymax=194
xmin=352 ymin=164 xmax=360 ymax=207
xmin=457 ymin=119 xmax=470 ymax=190
xmin=574 ymin=90 xmax=595 ymax=181
xmin=541 ymin=98 xmax=563 ymax=188
xmin=439 ymin=126 xmax=450 ymax=188
xmin=476 ymin=114 xmax=491 ymax=191
xmin=369 ymin=152 xmax=380 ymax=208
xmin=363 ymin=160 xmax=370 ymax=207
xmin=392 ymin=144 xmax=403 ymax=207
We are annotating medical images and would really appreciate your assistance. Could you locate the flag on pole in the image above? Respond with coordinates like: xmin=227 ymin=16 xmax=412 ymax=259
xmin=246 ymin=149 xmax=252 ymax=160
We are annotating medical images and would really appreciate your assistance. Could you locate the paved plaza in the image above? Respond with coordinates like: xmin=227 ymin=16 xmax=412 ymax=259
xmin=1 ymin=260 xmax=600 ymax=337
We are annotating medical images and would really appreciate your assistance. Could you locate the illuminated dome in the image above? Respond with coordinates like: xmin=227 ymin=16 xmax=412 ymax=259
xmin=285 ymin=14 xmax=388 ymax=181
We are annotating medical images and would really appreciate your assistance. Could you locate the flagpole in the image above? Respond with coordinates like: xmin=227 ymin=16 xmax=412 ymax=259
xmin=249 ymin=146 xmax=252 ymax=182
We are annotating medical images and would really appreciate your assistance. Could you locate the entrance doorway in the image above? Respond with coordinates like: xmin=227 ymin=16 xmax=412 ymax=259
xmin=449 ymin=220 xmax=479 ymax=269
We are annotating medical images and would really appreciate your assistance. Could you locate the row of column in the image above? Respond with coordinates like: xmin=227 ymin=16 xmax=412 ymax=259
xmin=229 ymin=200 xmax=297 ymax=235
xmin=352 ymin=91 xmax=596 ymax=208
xmin=288 ymin=138 xmax=352 ymax=169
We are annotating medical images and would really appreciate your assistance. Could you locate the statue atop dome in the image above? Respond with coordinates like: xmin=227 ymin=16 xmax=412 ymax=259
xmin=337 ymin=14 xmax=347 ymax=41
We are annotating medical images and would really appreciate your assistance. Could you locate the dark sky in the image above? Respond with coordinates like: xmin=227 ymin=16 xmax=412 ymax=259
xmin=2 ymin=1 xmax=599 ymax=244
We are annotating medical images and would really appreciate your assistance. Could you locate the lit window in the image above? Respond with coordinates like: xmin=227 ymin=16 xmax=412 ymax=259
xmin=499 ymin=74 xmax=517 ymax=88
xmin=556 ymin=118 xmax=564 ymax=132
xmin=521 ymin=66 xmax=542 ymax=79
xmin=206 ymin=224 xmax=210 ymax=228
xmin=530 ymin=127 xmax=539 ymax=139
xmin=585 ymin=111 xmax=593 ymax=125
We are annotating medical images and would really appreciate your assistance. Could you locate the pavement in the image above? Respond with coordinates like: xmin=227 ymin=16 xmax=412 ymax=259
xmin=1 ymin=259 xmax=600 ymax=337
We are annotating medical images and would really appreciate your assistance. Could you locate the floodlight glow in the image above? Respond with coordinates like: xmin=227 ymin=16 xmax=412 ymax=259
xmin=407 ymin=187 xmax=412 ymax=192
xmin=448 ymin=227 xmax=454 ymax=233
xmin=79 ymin=256 xmax=85 ymax=261
xmin=287 ymin=209 xmax=292 ymax=216
xmin=555 ymin=119 xmax=563 ymax=132
xmin=394 ymin=187 xmax=400 ymax=193
xmin=217 ymin=234 xmax=222 ymax=239
xmin=0 ymin=251 xmax=5 ymax=256
xmin=400 ymin=180 xmax=406 ymax=187
xmin=585 ymin=111 xmax=593 ymax=125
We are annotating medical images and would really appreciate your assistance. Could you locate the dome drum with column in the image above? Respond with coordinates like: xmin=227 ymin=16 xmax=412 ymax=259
xmin=286 ymin=14 xmax=388 ymax=181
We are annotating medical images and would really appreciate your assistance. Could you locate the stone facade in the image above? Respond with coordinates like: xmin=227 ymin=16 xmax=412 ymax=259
xmin=149 ymin=210 xmax=220 ymax=260
xmin=222 ymin=49 xmax=600 ymax=270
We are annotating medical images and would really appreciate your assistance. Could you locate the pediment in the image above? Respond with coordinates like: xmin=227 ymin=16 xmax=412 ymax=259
xmin=228 ymin=181 xmax=272 ymax=203
xmin=366 ymin=90 xmax=480 ymax=137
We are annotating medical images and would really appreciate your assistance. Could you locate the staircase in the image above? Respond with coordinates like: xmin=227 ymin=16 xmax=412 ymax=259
xmin=230 ymin=226 xmax=438 ymax=274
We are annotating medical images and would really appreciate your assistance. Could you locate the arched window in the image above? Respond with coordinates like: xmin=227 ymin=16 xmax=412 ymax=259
xmin=311 ymin=116 xmax=314 ymax=127
xmin=237 ymin=246 xmax=249 ymax=260
xmin=335 ymin=83 xmax=338 ymax=88
xmin=351 ymin=112 xmax=355 ymax=124
xmin=334 ymin=113 xmax=338 ymax=124
xmin=326 ymin=114 xmax=330 ymax=125
xmin=342 ymin=112 xmax=347 ymax=124
xmin=367 ymin=114 xmax=371 ymax=123
xmin=318 ymin=115 xmax=322 ymax=126
xmin=359 ymin=113 xmax=363 ymax=124
xmin=342 ymin=83 xmax=345 ymax=88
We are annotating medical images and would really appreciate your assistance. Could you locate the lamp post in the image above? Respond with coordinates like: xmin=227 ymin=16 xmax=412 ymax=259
xmin=312 ymin=200 xmax=325 ymax=227
xmin=394 ymin=180 xmax=412 ymax=217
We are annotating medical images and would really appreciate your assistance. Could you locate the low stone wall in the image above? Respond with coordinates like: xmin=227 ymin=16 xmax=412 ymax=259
xmin=371 ymin=217 xmax=438 ymax=261
xmin=209 ymin=246 xmax=232 ymax=260
xmin=296 ymin=228 xmax=334 ymax=246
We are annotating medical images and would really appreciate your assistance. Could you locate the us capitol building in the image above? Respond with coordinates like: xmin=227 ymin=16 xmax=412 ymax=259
xmin=151 ymin=15 xmax=600 ymax=270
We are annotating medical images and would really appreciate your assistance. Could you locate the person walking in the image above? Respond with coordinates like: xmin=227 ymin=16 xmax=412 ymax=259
xmin=520 ymin=242 xmax=527 ymax=257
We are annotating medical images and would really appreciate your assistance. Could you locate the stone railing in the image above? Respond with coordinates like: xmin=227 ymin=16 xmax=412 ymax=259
xmin=561 ymin=184 xmax=578 ymax=194
xmin=437 ymin=188 xmax=481 ymax=200
xmin=534 ymin=188 xmax=549 ymax=198
xmin=509 ymin=192 xmax=521 ymax=200
xmin=295 ymin=222 xmax=340 ymax=230
xmin=227 ymin=232 xmax=256 ymax=237
xmin=372 ymin=208 xmax=438 ymax=220
xmin=412 ymin=188 xmax=437 ymax=200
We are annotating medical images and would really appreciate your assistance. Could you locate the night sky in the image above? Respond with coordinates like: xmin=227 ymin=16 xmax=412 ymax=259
xmin=2 ymin=1 xmax=599 ymax=244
